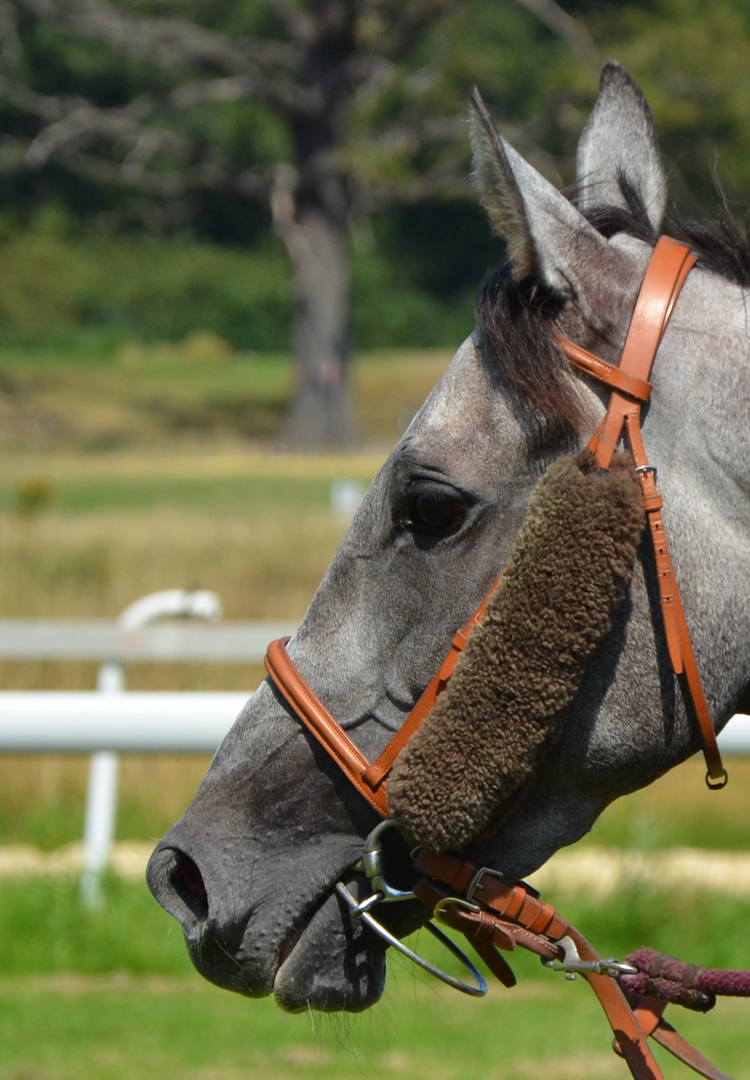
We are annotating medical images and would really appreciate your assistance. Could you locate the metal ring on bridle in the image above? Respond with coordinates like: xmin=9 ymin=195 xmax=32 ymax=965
xmin=334 ymin=881 xmax=487 ymax=996
xmin=357 ymin=819 xmax=418 ymax=903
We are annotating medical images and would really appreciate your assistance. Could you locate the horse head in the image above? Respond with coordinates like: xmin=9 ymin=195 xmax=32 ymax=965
xmin=147 ymin=62 xmax=750 ymax=1013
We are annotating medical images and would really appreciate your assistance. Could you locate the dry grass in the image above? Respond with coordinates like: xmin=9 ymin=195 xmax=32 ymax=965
xmin=0 ymin=349 xmax=456 ymax=844
xmin=0 ymin=344 xmax=452 ymax=454
xmin=0 ymin=504 xmax=349 ymax=620
xmin=0 ymin=494 xmax=355 ymax=844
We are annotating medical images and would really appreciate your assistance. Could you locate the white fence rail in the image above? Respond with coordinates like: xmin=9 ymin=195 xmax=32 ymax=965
xmin=0 ymin=591 xmax=294 ymax=906
xmin=0 ymin=691 xmax=249 ymax=752
xmin=1 ymin=692 xmax=748 ymax=754
xmin=0 ymin=618 xmax=293 ymax=663
xmin=2 ymin=591 xmax=749 ymax=906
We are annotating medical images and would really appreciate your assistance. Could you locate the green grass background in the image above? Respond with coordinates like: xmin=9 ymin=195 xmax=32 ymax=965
xmin=1 ymin=876 xmax=749 ymax=1080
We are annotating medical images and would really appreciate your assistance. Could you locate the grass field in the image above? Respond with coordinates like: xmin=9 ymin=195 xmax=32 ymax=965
xmin=3 ymin=970 xmax=748 ymax=1080
xmin=0 ymin=343 xmax=452 ymax=454
xmin=1 ymin=345 xmax=749 ymax=1077
xmin=1 ymin=876 xmax=749 ymax=1080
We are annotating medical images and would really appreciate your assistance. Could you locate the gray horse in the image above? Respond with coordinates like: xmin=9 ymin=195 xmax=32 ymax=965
xmin=147 ymin=62 xmax=750 ymax=1013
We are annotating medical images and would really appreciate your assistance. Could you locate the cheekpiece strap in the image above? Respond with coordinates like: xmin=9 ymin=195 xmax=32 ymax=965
xmin=557 ymin=237 xmax=726 ymax=788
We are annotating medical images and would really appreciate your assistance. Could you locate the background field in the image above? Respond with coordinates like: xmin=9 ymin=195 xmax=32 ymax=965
xmin=1 ymin=346 xmax=749 ymax=1079
xmin=2 ymin=872 xmax=749 ymax=1080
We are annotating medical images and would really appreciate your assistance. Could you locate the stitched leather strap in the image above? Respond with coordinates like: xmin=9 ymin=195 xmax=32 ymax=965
xmin=650 ymin=1021 xmax=735 ymax=1080
xmin=416 ymin=851 xmax=741 ymax=1080
xmin=561 ymin=236 xmax=697 ymax=470
xmin=414 ymin=851 xmax=666 ymax=1080
xmin=563 ymin=339 xmax=653 ymax=402
xmin=558 ymin=237 xmax=726 ymax=787
xmin=264 ymin=637 xmax=389 ymax=816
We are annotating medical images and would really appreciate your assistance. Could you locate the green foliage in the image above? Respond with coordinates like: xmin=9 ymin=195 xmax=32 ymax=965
xmin=6 ymin=0 xmax=750 ymax=360
xmin=0 ymin=227 xmax=292 ymax=350
xmin=0 ymin=223 xmax=487 ymax=351
xmin=588 ymin=0 xmax=750 ymax=206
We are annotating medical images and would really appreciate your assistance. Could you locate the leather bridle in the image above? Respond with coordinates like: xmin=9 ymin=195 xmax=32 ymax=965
xmin=265 ymin=236 xmax=727 ymax=811
xmin=263 ymin=237 xmax=737 ymax=1080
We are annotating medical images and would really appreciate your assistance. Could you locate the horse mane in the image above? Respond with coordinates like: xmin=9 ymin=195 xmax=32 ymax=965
xmin=674 ymin=198 xmax=750 ymax=287
xmin=476 ymin=173 xmax=750 ymax=443
xmin=575 ymin=172 xmax=750 ymax=287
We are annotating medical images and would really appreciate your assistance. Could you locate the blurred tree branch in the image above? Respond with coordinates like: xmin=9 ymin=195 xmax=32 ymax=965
xmin=2 ymin=0 xmax=475 ymax=444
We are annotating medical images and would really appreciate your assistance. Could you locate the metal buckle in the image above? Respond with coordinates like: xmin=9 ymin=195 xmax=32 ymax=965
xmin=465 ymin=865 xmax=540 ymax=904
xmin=635 ymin=464 xmax=658 ymax=483
xmin=542 ymin=935 xmax=638 ymax=981
xmin=432 ymin=896 xmax=481 ymax=922
xmin=465 ymin=865 xmax=504 ymax=903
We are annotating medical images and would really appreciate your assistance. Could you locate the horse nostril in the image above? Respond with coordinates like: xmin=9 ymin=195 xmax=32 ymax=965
xmin=171 ymin=854 xmax=209 ymax=922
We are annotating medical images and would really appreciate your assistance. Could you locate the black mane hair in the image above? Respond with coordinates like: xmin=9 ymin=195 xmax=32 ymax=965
xmin=581 ymin=170 xmax=750 ymax=287
xmin=675 ymin=199 xmax=750 ymax=287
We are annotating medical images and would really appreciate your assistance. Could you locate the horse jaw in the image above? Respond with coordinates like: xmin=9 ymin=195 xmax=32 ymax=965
xmin=146 ymin=678 xmax=426 ymax=1011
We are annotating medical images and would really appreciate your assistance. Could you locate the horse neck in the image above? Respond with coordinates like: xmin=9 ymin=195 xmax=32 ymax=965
xmin=650 ymin=268 xmax=750 ymax=499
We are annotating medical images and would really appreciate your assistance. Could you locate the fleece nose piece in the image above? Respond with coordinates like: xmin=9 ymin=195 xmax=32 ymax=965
xmin=388 ymin=450 xmax=645 ymax=852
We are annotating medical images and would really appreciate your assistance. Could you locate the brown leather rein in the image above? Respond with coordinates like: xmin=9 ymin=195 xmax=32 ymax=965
xmin=265 ymin=235 xmax=727 ymax=814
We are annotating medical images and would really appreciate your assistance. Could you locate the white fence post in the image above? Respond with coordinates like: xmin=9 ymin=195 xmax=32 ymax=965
xmin=79 ymin=590 xmax=222 ymax=907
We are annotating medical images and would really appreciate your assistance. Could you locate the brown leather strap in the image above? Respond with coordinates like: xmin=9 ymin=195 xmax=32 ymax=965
xmin=618 ymin=998 xmax=735 ymax=1080
xmin=416 ymin=850 xmax=741 ymax=1080
xmin=560 ymin=236 xmax=697 ymax=470
xmin=562 ymin=339 xmax=653 ymax=402
xmin=558 ymin=237 xmax=726 ymax=788
xmin=361 ymin=573 xmax=503 ymax=791
xmin=650 ymin=1021 xmax=735 ymax=1080
xmin=415 ymin=852 xmax=666 ymax=1080
xmin=264 ymin=637 xmax=389 ymax=816
xmin=415 ymin=851 xmax=569 ymax=940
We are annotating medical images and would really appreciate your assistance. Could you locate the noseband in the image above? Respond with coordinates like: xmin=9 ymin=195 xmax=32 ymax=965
xmin=265 ymin=236 xmax=726 ymax=813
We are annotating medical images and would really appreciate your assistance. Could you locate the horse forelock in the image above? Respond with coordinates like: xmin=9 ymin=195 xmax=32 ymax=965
xmin=474 ymin=264 xmax=585 ymax=448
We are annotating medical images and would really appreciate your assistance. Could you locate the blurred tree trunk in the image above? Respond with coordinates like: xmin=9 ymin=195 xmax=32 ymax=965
xmin=283 ymin=196 xmax=354 ymax=446
xmin=271 ymin=2 xmax=357 ymax=446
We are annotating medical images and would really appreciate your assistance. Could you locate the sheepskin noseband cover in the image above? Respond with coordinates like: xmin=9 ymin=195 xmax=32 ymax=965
xmin=388 ymin=450 xmax=645 ymax=852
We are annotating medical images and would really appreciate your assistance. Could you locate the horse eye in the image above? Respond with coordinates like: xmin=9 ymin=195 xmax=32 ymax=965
xmin=405 ymin=485 xmax=466 ymax=536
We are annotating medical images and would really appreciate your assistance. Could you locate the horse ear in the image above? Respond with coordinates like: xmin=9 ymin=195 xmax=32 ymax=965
xmin=576 ymin=61 xmax=666 ymax=232
xmin=470 ymin=87 xmax=623 ymax=305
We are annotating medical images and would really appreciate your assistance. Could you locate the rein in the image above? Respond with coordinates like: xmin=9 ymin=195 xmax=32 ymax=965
xmin=263 ymin=238 xmax=740 ymax=1080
